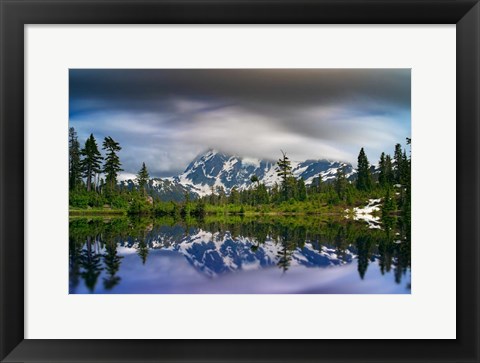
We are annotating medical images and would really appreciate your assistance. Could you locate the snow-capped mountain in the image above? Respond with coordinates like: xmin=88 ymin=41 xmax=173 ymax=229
xmin=173 ymin=149 xmax=354 ymax=197
xmin=123 ymin=149 xmax=355 ymax=200
xmin=123 ymin=178 xmax=194 ymax=202
xmin=173 ymin=150 xmax=354 ymax=196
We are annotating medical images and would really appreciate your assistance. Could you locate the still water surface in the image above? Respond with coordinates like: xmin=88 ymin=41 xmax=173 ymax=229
xmin=69 ymin=216 xmax=411 ymax=294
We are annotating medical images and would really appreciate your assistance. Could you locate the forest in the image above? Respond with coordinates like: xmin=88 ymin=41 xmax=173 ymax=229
xmin=69 ymin=127 xmax=411 ymax=225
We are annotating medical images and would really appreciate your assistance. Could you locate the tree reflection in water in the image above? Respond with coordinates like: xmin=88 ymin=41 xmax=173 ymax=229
xmin=69 ymin=214 xmax=411 ymax=293
xmin=103 ymin=241 xmax=122 ymax=290
xmin=79 ymin=236 xmax=103 ymax=293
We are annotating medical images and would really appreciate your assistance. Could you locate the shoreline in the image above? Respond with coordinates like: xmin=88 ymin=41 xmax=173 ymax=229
xmin=68 ymin=209 xmax=377 ymax=217
xmin=69 ymin=209 xmax=127 ymax=216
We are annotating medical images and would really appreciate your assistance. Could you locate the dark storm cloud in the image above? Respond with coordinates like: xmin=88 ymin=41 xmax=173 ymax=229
xmin=70 ymin=69 xmax=409 ymax=115
xmin=69 ymin=69 xmax=411 ymax=177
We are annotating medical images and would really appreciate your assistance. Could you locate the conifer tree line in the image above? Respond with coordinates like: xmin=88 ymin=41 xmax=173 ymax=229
xmin=201 ymin=140 xmax=411 ymax=217
xmin=69 ymin=127 xmax=148 ymax=193
xmin=69 ymin=128 xmax=155 ymax=212
xmin=69 ymin=125 xmax=410 ymax=220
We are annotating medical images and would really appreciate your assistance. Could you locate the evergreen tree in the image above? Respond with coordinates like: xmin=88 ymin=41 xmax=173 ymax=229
xmin=270 ymin=183 xmax=280 ymax=203
xmin=286 ymin=176 xmax=298 ymax=200
xmin=68 ymin=127 xmax=82 ymax=190
xmin=180 ymin=192 xmax=192 ymax=218
xmin=209 ymin=186 xmax=217 ymax=205
xmin=310 ymin=174 xmax=323 ymax=194
xmin=385 ymin=154 xmax=394 ymax=185
xmin=256 ymin=183 xmax=270 ymax=204
xmin=401 ymin=150 xmax=409 ymax=185
xmin=229 ymin=187 xmax=240 ymax=205
xmin=102 ymin=136 xmax=123 ymax=191
xmin=297 ymin=178 xmax=307 ymax=201
xmin=393 ymin=143 xmax=403 ymax=184
xmin=401 ymin=137 xmax=412 ymax=221
xmin=193 ymin=199 xmax=206 ymax=218
xmin=335 ymin=166 xmax=348 ymax=200
xmin=250 ymin=175 xmax=259 ymax=205
xmin=378 ymin=152 xmax=387 ymax=188
xmin=275 ymin=150 xmax=293 ymax=201
xmin=356 ymin=148 xmax=372 ymax=191
xmin=136 ymin=162 xmax=150 ymax=195
xmin=382 ymin=186 xmax=397 ymax=219
xmin=80 ymin=134 xmax=103 ymax=192
xmin=216 ymin=186 xmax=227 ymax=205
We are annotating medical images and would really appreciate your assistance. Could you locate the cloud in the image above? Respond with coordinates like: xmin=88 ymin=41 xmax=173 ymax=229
xmin=70 ymin=69 xmax=411 ymax=177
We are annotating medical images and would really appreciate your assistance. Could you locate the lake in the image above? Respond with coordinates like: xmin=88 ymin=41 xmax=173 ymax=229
xmin=69 ymin=215 xmax=411 ymax=294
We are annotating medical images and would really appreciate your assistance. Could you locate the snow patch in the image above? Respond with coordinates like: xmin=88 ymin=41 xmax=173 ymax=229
xmin=350 ymin=199 xmax=382 ymax=229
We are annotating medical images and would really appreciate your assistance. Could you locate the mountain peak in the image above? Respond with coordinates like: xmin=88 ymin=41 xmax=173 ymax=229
xmin=173 ymin=151 xmax=355 ymax=197
xmin=122 ymin=151 xmax=356 ymax=200
xmin=203 ymin=148 xmax=219 ymax=157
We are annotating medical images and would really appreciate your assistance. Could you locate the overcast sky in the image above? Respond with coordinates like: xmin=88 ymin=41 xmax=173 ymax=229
xmin=69 ymin=69 xmax=411 ymax=178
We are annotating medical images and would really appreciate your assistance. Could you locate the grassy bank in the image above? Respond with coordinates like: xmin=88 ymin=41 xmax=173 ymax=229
xmin=69 ymin=208 xmax=127 ymax=216
xmin=69 ymin=202 xmax=353 ymax=217
xmin=203 ymin=200 xmax=362 ymax=216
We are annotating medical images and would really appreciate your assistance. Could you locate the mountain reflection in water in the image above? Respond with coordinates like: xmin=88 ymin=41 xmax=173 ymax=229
xmin=69 ymin=215 xmax=411 ymax=294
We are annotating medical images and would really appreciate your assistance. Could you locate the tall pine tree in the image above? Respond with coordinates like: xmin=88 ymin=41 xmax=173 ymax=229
xmin=80 ymin=134 xmax=103 ymax=192
xmin=378 ymin=152 xmax=387 ymax=188
xmin=401 ymin=150 xmax=409 ymax=185
xmin=335 ymin=166 xmax=348 ymax=200
xmin=275 ymin=150 xmax=293 ymax=201
xmin=69 ymin=127 xmax=82 ymax=190
xmin=102 ymin=136 xmax=123 ymax=191
xmin=310 ymin=174 xmax=323 ymax=194
xmin=136 ymin=162 xmax=150 ymax=195
xmin=250 ymin=174 xmax=259 ymax=205
xmin=385 ymin=154 xmax=394 ymax=185
xmin=297 ymin=177 xmax=307 ymax=201
xmin=403 ymin=137 xmax=412 ymax=224
xmin=393 ymin=143 xmax=403 ymax=184
xmin=356 ymin=147 xmax=372 ymax=191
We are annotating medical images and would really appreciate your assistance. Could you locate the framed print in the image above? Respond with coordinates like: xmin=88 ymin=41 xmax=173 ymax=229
xmin=1 ymin=0 xmax=479 ymax=362
xmin=68 ymin=68 xmax=412 ymax=295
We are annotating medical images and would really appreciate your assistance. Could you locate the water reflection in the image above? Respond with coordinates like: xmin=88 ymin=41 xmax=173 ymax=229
xmin=69 ymin=215 xmax=411 ymax=294
xmin=103 ymin=241 xmax=122 ymax=290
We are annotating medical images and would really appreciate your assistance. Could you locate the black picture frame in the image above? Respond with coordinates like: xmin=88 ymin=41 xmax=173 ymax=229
xmin=1 ymin=1 xmax=479 ymax=362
